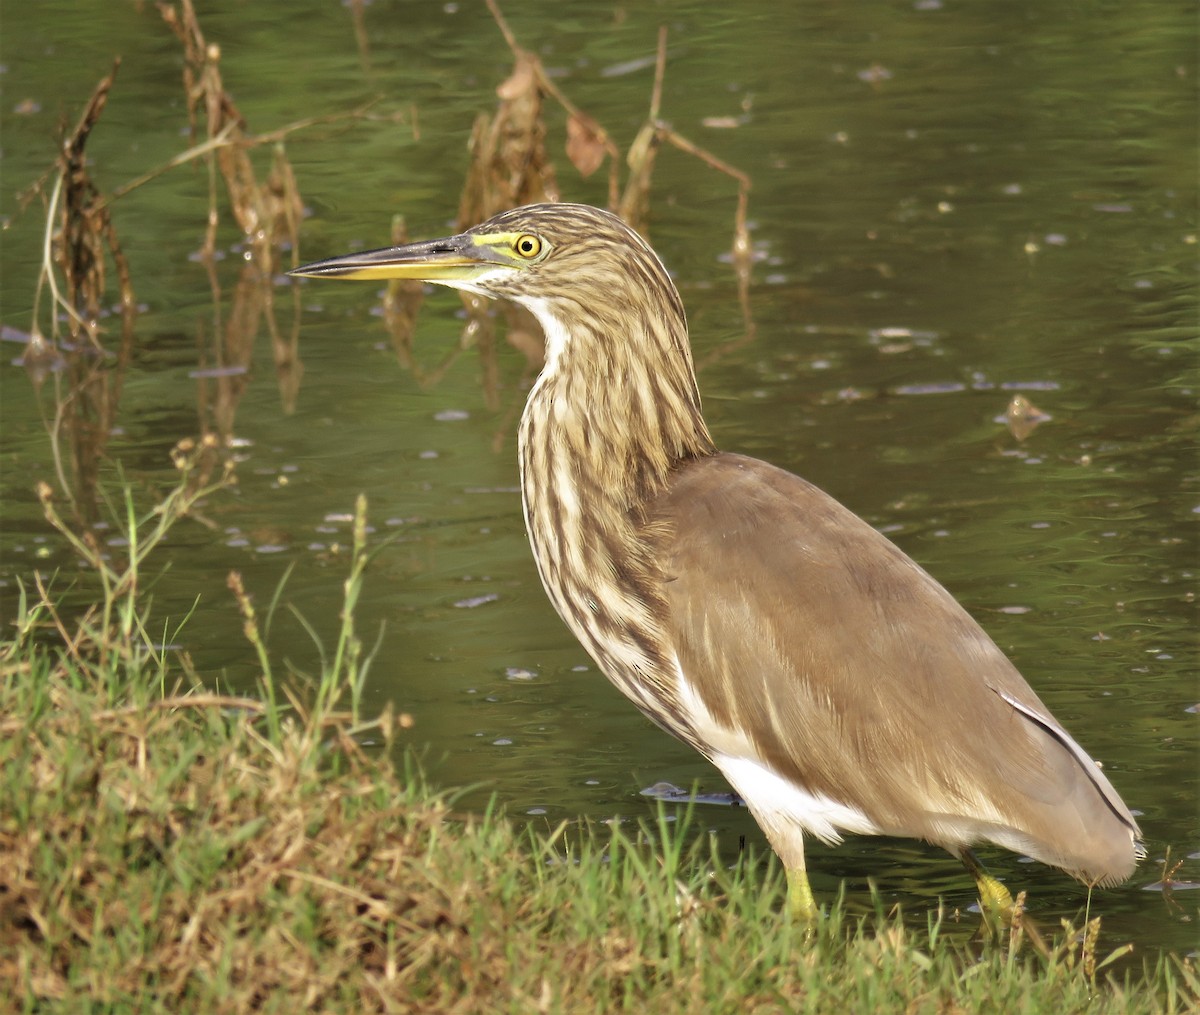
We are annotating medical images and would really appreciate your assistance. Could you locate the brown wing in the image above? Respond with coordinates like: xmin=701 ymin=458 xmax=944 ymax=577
xmin=646 ymin=452 xmax=1141 ymax=884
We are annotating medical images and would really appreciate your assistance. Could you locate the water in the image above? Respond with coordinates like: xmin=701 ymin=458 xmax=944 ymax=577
xmin=1 ymin=0 xmax=1195 ymax=956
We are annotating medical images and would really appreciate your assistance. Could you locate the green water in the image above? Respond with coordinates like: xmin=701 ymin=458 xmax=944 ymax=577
xmin=1 ymin=1 xmax=1195 ymax=956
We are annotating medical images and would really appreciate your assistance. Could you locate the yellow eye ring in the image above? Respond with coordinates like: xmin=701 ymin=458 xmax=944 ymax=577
xmin=514 ymin=234 xmax=543 ymax=258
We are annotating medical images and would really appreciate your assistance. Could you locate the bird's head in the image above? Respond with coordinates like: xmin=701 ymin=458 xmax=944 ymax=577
xmin=292 ymin=202 xmax=712 ymax=465
xmin=289 ymin=203 xmax=687 ymax=363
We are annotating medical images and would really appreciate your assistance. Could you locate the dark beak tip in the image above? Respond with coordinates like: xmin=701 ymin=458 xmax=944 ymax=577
xmin=288 ymin=263 xmax=342 ymax=279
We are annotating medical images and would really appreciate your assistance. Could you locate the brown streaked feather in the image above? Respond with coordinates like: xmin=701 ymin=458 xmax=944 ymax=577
xmin=645 ymin=452 xmax=1141 ymax=886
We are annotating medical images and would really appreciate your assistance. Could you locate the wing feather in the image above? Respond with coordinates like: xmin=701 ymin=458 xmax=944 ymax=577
xmin=644 ymin=453 xmax=1140 ymax=882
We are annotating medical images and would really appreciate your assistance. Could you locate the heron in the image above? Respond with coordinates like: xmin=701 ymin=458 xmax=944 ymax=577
xmin=290 ymin=202 xmax=1143 ymax=919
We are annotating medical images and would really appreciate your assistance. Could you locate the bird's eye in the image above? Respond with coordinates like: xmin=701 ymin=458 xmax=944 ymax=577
xmin=514 ymin=234 xmax=543 ymax=258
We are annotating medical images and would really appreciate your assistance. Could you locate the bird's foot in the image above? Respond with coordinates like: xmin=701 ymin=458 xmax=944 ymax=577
xmin=975 ymin=868 xmax=1015 ymax=924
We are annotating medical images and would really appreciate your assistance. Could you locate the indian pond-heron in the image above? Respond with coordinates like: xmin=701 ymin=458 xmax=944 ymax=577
xmin=290 ymin=203 xmax=1143 ymax=919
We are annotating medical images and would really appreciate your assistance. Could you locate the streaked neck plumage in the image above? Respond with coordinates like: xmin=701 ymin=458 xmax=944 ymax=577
xmin=519 ymin=286 xmax=714 ymax=506
xmin=512 ymin=257 xmax=715 ymax=717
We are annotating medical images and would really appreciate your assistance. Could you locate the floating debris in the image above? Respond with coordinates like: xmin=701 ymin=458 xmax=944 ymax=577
xmin=640 ymin=781 xmax=744 ymax=808
xmin=1005 ymin=394 xmax=1051 ymax=441
xmin=455 ymin=592 xmax=500 ymax=610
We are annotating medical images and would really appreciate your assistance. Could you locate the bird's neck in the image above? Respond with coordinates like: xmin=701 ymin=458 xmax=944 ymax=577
xmin=515 ymin=303 xmax=712 ymax=687
xmin=518 ymin=300 xmax=715 ymax=517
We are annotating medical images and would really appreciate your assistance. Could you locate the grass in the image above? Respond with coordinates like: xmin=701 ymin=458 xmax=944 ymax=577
xmin=1 ymin=459 xmax=1195 ymax=1013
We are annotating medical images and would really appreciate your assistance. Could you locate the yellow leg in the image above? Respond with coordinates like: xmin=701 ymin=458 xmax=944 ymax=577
xmin=751 ymin=807 xmax=819 ymax=920
xmin=786 ymin=865 xmax=819 ymax=921
xmin=959 ymin=848 xmax=1050 ymax=955
xmin=960 ymin=848 xmax=1014 ymax=922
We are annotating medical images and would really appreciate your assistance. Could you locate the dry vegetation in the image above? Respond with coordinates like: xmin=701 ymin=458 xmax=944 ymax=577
xmin=12 ymin=0 xmax=753 ymax=520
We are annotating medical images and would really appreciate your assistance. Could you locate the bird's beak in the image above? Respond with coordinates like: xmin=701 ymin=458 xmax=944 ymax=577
xmin=288 ymin=232 xmax=513 ymax=285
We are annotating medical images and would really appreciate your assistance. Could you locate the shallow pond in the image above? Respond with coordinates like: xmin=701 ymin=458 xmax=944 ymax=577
xmin=2 ymin=0 xmax=1195 ymax=957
